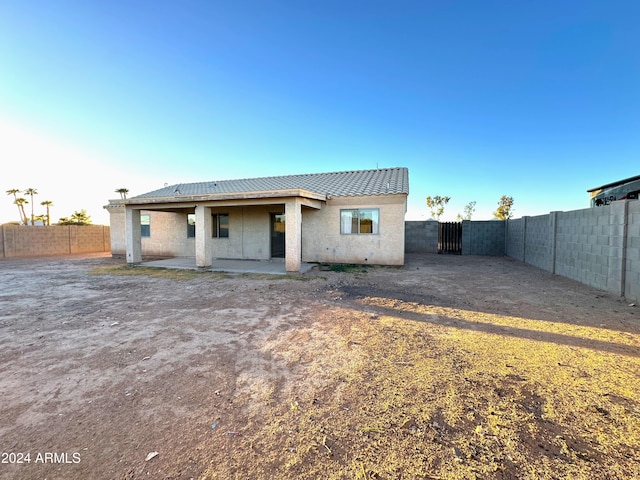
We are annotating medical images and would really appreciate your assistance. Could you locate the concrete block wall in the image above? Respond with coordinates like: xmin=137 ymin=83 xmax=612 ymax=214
xmin=74 ymin=225 xmax=110 ymax=253
xmin=1 ymin=225 xmax=110 ymax=258
xmin=505 ymin=218 xmax=525 ymax=261
xmin=461 ymin=220 xmax=505 ymax=255
xmin=523 ymin=214 xmax=552 ymax=272
xmin=554 ymin=204 xmax=626 ymax=295
xmin=503 ymin=200 xmax=639 ymax=302
xmin=405 ymin=221 xmax=438 ymax=253
xmin=626 ymin=201 xmax=640 ymax=301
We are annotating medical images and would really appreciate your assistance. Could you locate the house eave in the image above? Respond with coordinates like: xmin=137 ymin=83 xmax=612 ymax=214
xmin=107 ymin=188 xmax=327 ymax=209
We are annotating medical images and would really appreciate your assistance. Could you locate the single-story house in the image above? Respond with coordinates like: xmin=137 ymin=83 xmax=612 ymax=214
xmin=105 ymin=167 xmax=409 ymax=272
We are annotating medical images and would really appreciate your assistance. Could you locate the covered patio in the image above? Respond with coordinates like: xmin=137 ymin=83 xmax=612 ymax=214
xmin=122 ymin=190 xmax=325 ymax=273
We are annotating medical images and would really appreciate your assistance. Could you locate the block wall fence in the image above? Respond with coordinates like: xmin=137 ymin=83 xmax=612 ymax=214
xmin=405 ymin=221 xmax=439 ymax=253
xmin=505 ymin=201 xmax=640 ymax=302
xmin=404 ymin=200 xmax=640 ymax=303
xmin=0 ymin=225 xmax=111 ymax=258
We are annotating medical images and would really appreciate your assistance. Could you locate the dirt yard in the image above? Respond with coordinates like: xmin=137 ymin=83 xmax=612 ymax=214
xmin=0 ymin=253 xmax=638 ymax=480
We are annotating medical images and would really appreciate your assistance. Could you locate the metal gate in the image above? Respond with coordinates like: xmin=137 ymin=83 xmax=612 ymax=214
xmin=438 ymin=222 xmax=462 ymax=254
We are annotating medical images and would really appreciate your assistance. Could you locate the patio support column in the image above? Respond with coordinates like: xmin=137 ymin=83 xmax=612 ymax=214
xmin=285 ymin=198 xmax=302 ymax=272
xmin=195 ymin=205 xmax=213 ymax=268
xmin=125 ymin=207 xmax=142 ymax=264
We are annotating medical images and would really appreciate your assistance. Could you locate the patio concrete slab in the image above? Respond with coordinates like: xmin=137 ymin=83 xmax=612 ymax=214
xmin=140 ymin=257 xmax=315 ymax=275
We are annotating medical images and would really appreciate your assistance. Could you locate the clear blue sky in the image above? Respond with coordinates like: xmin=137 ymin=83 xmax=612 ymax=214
xmin=1 ymin=1 xmax=638 ymax=225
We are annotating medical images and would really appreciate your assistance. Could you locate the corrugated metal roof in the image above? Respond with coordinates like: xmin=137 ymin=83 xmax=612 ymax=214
xmin=587 ymin=174 xmax=640 ymax=192
xmin=134 ymin=167 xmax=409 ymax=199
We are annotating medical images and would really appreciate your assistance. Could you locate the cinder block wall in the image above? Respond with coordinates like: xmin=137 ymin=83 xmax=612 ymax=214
xmin=523 ymin=214 xmax=552 ymax=271
xmin=626 ymin=201 xmax=640 ymax=301
xmin=0 ymin=225 xmax=110 ymax=258
xmin=461 ymin=220 xmax=505 ymax=255
xmin=404 ymin=201 xmax=639 ymax=303
xmin=505 ymin=218 xmax=524 ymax=261
xmin=503 ymin=201 xmax=639 ymax=302
xmin=554 ymin=204 xmax=626 ymax=295
xmin=404 ymin=221 xmax=438 ymax=253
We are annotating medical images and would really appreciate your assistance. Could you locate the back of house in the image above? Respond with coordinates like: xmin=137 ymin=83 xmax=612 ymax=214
xmin=105 ymin=167 xmax=409 ymax=272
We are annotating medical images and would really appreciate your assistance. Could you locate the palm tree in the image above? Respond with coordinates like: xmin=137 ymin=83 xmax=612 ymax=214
xmin=41 ymin=200 xmax=53 ymax=226
xmin=115 ymin=188 xmax=129 ymax=200
xmin=6 ymin=188 xmax=24 ymax=223
xmin=71 ymin=209 xmax=91 ymax=225
xmin=14 ymin=198 xmax=28 ymax=225
xmin=24 ymin=188 xmax=38 ymax=225
xmin=59 ymin=209 xmax=92 ymax=226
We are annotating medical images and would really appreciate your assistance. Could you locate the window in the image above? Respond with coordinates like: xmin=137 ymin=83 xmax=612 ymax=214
xmin=340 ymin=209 xmax=379 ymax=234
xmin=187 ymin=213 xmax=196 ymax=238
xmin=212 ymin=213 xmax=229 ymax=238
xmin=140 ymin=214 xmax=150 ymax=237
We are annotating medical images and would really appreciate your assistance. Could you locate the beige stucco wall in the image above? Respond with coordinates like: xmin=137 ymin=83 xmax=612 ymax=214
xmin=106 ymin=205 xmax=126 ymax=255
xmin=143 ymin=211 xmax=195 ymax=257
xmin=106 ymin=194 xmax=406 ymax=265
xmin=210 ymin=205 xmax=284 ymax=260
xmin=107 ymin=205 xmax=286 ymax=260
xmin=108 ymin=208 xmax=197 ymax=257
xmin=301 ymin=194 xmax=406 ymax=265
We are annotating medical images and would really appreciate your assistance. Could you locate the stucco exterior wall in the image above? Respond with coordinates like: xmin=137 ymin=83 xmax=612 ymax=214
xmin=106 ymin=194 xmax=406 ymax=265
xmin=301 ymin=194 xmax=407 ymax=265
xmin=106 ymin=207 xmax=195 ymax=257
xmin=143 ymin=211 xmax=195 ymax=257
xmin=209 ymin=205 xmax=284 ymax=260
xmin=106 ymin=205 xmax=126 ymax=255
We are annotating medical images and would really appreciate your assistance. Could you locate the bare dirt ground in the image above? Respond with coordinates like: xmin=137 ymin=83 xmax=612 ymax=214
xmin=0 ymin=253 xmax=638 ymax=480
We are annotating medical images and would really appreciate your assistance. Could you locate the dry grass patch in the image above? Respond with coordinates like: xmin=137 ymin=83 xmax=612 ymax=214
xmin=199 ymin=297 xmax=640 ymax=480
xmin=89 ymin=264 xmax=229 ymax=280
xmin=89 ymin=264 xmax=316 ymax=281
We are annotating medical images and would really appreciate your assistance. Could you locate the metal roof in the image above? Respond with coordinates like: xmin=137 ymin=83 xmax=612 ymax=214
xmin=134 ymin=167 xmax=409 ymax=199
xmin=587 ymin=174 xmax=640 ymax=192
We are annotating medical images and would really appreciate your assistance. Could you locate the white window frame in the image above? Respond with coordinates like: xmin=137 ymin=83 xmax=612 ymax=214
xmin=340 ymin=208 xmax=380 ymax=235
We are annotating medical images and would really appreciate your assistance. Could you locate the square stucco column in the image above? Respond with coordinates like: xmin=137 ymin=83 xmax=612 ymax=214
xmin=285 ymin=198 xmax=302 ymax=272
xmin=195 ymin=205 xmax=213 ymax=267
xmin=125 ymin=207 xmax=142 ymax=264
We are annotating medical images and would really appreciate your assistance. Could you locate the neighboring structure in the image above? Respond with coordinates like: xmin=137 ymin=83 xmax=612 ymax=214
xmin=105 ymin=168 xmax=409 ymax=272
xmin=588 ymin=174 xmax=640 ymax=207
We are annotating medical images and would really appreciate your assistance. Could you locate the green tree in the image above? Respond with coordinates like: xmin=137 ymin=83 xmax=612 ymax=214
xmin=493 ymin=195 xmax=515 ymax=220
xmin=425 ymin=195 xmax=451 ymax=221
xmin=115 ymin=188 xmax=129 ymax=199
xmin=14 ymin=198 xmax=29 ymax=225
xmin=6 ymin=188 xmax=25 ymax=223
xmin=40 ymin=200 xmax=53 ymax=226
xmin=59 ymin=209 xmax=92 ymax=225
xmin=456 ymin=201 xmax=477 ymax=221
xmin=24 ymin=188 xmax=38 ymax=225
